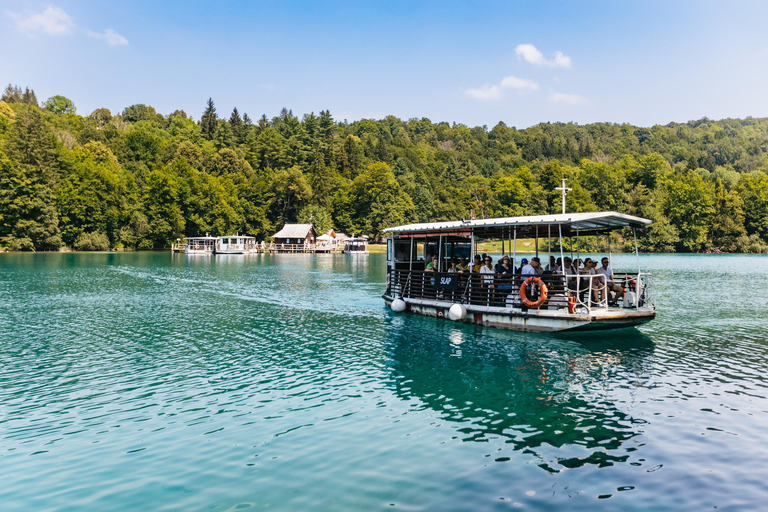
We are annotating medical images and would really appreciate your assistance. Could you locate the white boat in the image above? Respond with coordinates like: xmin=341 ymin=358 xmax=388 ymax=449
xmin=183 ymin=236 xmax=217 ymax=255
xmin=382 ymin=211 xmax=656 ymax=332
xmin=216 ymin=235 xmax=258 ymax=254
xmin=343 ymin=237 xmax=369 ymax=254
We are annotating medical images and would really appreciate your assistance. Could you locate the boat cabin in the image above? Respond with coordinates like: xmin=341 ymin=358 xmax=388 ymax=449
xmin=383 ymin=211 xmax=656 ymax=332
xmin=344 ymin=237 xmax=368 ymax=254
xmin=184 ymin=236 xmax=217 ymax=254
xmin=216 ymin=235 xmax=257 ymax=254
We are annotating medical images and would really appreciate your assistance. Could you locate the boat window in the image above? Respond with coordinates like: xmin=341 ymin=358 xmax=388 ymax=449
xmin=223 ymin=238 xmax=229 ymax=244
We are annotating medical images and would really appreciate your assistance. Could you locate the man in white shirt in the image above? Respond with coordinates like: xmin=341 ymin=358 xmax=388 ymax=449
xmin=596 ymin=257 xmax=624 ymax=306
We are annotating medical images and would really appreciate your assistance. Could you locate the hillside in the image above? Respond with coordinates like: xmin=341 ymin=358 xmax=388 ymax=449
xmin=2 ymin=84 xmax=768 ymax=252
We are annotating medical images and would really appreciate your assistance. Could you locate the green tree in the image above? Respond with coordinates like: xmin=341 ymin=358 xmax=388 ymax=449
xmin=200 ymin=98 xmax=217 ymax=140
xmin=663 ymin=172 xmax=715 ymax=251
xmin=43 ymin=95 xmax=76 ymax=115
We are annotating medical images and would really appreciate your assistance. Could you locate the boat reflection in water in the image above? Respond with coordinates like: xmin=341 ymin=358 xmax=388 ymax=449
xmin=387 ymin=320 xmax=654 ymax=474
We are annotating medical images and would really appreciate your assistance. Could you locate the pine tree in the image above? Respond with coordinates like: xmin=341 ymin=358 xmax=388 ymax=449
xmin=229 ymin=107 xmax=243 ymax=143
xmin=2 ymin=84 xmax=22 ymax=103
xmin=22 ymin=88 xmax=38 ymax=106
xmin=200 ymin=98 xmax=217 ymax=140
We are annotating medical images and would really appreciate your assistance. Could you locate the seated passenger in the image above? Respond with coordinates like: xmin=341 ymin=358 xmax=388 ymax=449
xmin=472 ymin=254 xmax=483 ymax=273
xmin=425 ymin=254 xmax=438 ymax=272
xmin=580 ymin=258 xmax=602 ymax=304
xmin=597 ymin=257 xmax=624 ymax=306
xmin=497 ymin=255 xmax=513 ymax=289
xmin=447 ymin=259 xmax=458 ymax=273
xmin=456 ymin=256 xmax=470 ymax=273
xmin=517 ymin=257 xmax=528 ymax=274
xmin=480 ymin=256 xmax=495 ymax=287
xmin=521 ymin=257 xmax=540 ymax=276
xmin=545 ymin=255 xmax=557 ymax=273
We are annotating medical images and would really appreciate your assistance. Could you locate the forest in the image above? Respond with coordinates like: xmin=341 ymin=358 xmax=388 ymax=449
xmin=2 ymin=83 xmax=768 ymax=253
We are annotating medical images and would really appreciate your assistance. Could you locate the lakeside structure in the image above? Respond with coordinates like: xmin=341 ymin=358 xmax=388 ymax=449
xmin=172 ymin=225 xmax=363 ymax=255
xmin=382 ymin=211 xmax=656 ymax=332
xmin=216 ymin=235 xmax=258 ymax=254
xmin=343 ymin=237 xmax=369 ymax=254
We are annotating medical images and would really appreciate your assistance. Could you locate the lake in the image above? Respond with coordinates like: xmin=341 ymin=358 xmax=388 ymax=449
xmin=1 ymin=252 xmax=767 ymax=511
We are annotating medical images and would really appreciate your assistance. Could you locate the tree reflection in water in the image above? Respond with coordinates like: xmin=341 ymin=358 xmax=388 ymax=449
xmin=387 ymin=322 xmax=654 ymax=474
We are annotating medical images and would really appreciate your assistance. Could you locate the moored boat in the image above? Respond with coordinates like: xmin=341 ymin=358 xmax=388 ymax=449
xmin=343 ymin=237 xmax=369 ymax=254
xmin=182 ymin=236 xmax=217 ymax=255
xmin=216 ymin=235 xmax=258 ymax=254
xmin=382 ymin=211 xmax=656 ymax=332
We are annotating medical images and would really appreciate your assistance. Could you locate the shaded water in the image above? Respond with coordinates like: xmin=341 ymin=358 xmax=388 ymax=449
xmin=1 ymin=252 xmax=767 ymax=511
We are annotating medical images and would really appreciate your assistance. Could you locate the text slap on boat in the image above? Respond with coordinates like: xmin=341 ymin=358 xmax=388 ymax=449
xmin=383 ymin=211 xmax=656 ymax=332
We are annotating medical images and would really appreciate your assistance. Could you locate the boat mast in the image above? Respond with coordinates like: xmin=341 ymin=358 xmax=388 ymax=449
xmin=554 ymin=178 xmax=572 ymax=214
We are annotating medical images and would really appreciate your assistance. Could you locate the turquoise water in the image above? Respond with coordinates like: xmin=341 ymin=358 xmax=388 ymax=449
xmin=1 ymin=252 xmax=767 ymax=511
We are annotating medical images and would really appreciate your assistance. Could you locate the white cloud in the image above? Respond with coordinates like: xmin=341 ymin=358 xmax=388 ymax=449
xmin=500 ymin=75 xmax=539 ymax=91
xmin=464 ymin=74 xmax=539 ymax=100
xmin=552 ymin=51 xmax=572 ymax=69
xmin=87 ymin=29 xmax=128 ymax=46
xmin=515 ymin=43 xmax=572 ymax=68
xmin=6 ymin=5 xmax=75 ymax=36
xmin=463 ymin=85 xmax=503 ymax=100
xmin=548 ymin=92 xmax=589 ymax=105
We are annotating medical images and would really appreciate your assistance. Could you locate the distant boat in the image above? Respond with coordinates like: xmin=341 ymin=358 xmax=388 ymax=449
xmin=216 ymin=235 xmax=258 ymax=254
xmin=382 ymin=211 xmax=656 ymax=332
xmin=343 ymin=237 xmax=369 ymax=254
xmin=181 ymin=236 xmax=217 ymax=255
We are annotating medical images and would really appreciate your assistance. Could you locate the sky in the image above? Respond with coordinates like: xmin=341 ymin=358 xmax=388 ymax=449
xmin=2 ymin=1 xmax=768 ymax=128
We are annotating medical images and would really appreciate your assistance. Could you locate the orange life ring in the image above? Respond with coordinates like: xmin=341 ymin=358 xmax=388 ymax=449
xmin=520 ymin=276 xmax=548 ymax=309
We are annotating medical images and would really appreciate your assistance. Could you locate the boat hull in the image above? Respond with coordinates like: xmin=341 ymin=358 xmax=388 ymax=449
xmin=383 ymin=294 xmax=654 ymax=332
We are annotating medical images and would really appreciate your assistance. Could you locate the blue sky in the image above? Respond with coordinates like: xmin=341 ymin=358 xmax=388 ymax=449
xmin=2 ymin=1 xmax=768 ymax=128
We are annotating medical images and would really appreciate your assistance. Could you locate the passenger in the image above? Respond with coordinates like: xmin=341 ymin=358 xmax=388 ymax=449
xmin=560 ymin=256 xmax=577 ymax=291
xmin=521 ymin=257 xmax=540 ymax=276
xmin=497 ymin=255 xmax=513 ymax=290
xmin=425 ymin=254 xmax=438 ymax=272
xmin=580 ymin=258 xmax=602 ymax=305
xmin=597 ymin=257 xmax=624 ymax=306
xmin=480 ymin=255 xmax=495 ymax=287
xmin=447 ymin=259 xmax=458 ymax=273
xmin=517 ymin=257 xmax=528 ymax=274
xmin=457 ymin=256 xmax=470 ymax=273
xmin=472 ymin=254 xmax=483 ymax=273
xmin=395 ymin=245 xmax=408 ymax=262
xmin=545 ymin=255 xmax=557 ymax=273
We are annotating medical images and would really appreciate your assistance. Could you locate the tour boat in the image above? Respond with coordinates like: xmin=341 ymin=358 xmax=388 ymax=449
xmin=216 ymin=235 xmax=258 ymax=254
xmin=343 ymin=237 xmax=369 ymax=254
xmin=382 ymin=211 xmax=656 ymax=332
xmin=183 ymin=236 xmax=217 ymax=255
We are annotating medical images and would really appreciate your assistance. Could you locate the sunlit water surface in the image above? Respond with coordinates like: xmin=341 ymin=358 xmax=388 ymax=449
xmin=1 ymin=252 xmax=767 ymax=511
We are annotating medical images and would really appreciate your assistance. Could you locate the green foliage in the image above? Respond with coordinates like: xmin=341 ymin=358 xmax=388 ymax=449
xmin=3 ymin=93 xmax=768 ymax=251
xmin=73 ymin=231 xmax=110 ymax=251
xmin=43 ymin=95 xmax=76 ymax=115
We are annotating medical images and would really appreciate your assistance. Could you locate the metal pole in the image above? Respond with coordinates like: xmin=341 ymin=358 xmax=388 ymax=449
xmin=438 ymin=235 xmax=443 ymax=272
xmin=409 ymin=236 xmax=413 ymax=272
xmin=535 ymin=229 xmax=539 ymax=258
xmin=558 ymin=224 xmax=564 ymax=269
xmin=633 ymin=228 xmax=640 ymax=275
xmin=512 ymin=227 xmax=517 ymax=270
xmin=608 ymin=232 xmax=612 ymax=268
xmin=548 ymin=224 xmax=551 ymax=261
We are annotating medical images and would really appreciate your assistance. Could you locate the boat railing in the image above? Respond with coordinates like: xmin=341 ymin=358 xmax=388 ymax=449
xmin=388 ymin=269 xmax=654 ymax=314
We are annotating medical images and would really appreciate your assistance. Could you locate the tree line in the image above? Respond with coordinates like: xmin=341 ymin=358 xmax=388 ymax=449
xmin=2 ymin=83 xmax=768 ymax=253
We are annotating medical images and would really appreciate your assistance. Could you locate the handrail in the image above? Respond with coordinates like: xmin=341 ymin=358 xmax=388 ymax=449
xmin=388 ymin=268 xmax=654 ymax=313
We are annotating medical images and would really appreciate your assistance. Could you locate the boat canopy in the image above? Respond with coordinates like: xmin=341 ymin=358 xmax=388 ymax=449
xmin=383 ymin=211 xmax=652 ymax=238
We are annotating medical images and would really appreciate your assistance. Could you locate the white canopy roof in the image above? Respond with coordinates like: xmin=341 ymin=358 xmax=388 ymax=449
xmin=317 ymin=234 xmax=334 ymax=241
xmin=384 ymin=211 xmax=652 ymax=238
